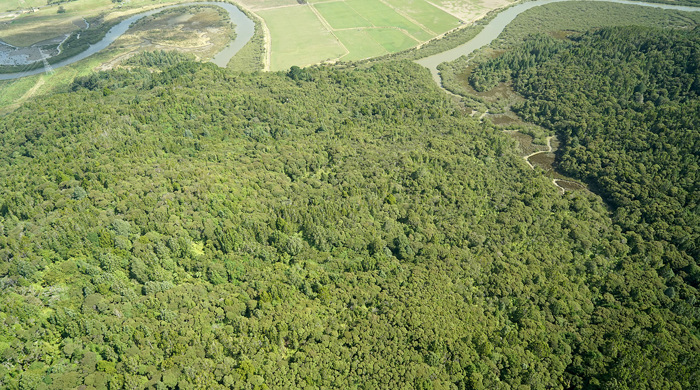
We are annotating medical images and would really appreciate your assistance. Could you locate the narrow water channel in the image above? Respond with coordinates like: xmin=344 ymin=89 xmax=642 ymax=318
xmin=0 ymin=2 xmax=254 ymax=80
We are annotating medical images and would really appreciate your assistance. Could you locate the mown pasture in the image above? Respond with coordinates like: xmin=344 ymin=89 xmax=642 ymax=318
xmin=235 ymin=0 xmax=297 ymax=11
xmin=343 ymin=0 xmax=433 ymax=41
xmin=366 ymin=28 xmax=418 ymax=53
xmin=257 ymin=5 xmax=346 ymax=71
xmin=383 ymin=0 xmax=461 ymax=34
xmin=262 ymin=0 xmax=464 ymax=68
xmin=313 ymin=1 xmax=372 ymax=29
xmin=333 ymin=29 xmax=388 ymax=61
xmin=1 ymin=0 xmax=47 ymax=11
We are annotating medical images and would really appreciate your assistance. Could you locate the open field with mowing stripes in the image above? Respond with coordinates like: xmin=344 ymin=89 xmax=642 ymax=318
xmin=257 ymin=5 xmax=346 ymax=71
xmin=258 ymin=0 xmax=492 ymax=69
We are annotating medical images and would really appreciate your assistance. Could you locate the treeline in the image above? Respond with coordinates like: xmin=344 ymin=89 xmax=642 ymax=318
xmin=0 ymin=54 xmax=698 ymax=389
xmin=123 ymin=50 xmax=195 ymax=68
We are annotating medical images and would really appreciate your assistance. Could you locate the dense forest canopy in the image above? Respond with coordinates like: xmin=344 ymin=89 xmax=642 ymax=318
xmin=0 ymin=26 xmax=698 ymax=390
xmin=470 ymin=25 xmax=699 ymax=276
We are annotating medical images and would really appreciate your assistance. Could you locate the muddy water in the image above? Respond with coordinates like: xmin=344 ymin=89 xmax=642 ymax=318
xmin=555 ymin=179 xmax=586 ymax=191
xmin=0 ymin=2 xmax=254 ymax=80
xmin=528 ymin=152 xmax=556 ymax=172
xmin=527 ymin=147 xmax=587 ymax=190
xmin=488 ymin=115 xmax=518 ymax=125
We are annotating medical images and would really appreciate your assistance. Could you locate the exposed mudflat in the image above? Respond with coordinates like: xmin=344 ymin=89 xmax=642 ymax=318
xmin=0 ymin=40 xmax=46 ymax=66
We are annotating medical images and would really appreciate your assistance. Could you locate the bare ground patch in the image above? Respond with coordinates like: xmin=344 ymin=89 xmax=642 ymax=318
xmin=428 ymin=0 xmax=516 ymax=22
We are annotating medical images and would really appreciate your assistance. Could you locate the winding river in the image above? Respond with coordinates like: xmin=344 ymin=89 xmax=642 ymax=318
xmin=416 ymin=0 xmax=700 ymax=84
xmin=2 ymin=0 xmax=700 ymax=82
xmin=0 ymin=1 xmax=255 ymax=80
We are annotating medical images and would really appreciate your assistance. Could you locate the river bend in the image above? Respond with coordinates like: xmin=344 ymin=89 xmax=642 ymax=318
xmin=2 ymin=0 xmax=700 ymax=81
xmin=416 ymin=0 xmax=700 ymax=84
xmin=0 ymin=1 xmax=254 ymax=80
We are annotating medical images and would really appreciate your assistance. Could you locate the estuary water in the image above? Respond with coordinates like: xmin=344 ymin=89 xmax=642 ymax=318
xmin=0 ymin=1 xmax=254 ymax=80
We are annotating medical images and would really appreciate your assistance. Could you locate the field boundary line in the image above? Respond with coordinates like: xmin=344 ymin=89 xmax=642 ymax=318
xmin=423 ymin=0 xmax=466 ymax=22
xmin=390 ymin=27 xmax=422 ymax=44
xmin=345 ymin=1 xmax=376 ymax=28
xmin=308 ymin=4 xmax=350 ymax=60
xmin=340 ymin=0 xmax=420 ymax=45
xmin=255 ymin=4 xmax=303 ymax=11
xmin=315 ymin=0 xmax=373 ymax=29
xmin=376 ymin=0 xmax=436 ymax=37
xmin=336 ymin=29 xmax=389 ymax=60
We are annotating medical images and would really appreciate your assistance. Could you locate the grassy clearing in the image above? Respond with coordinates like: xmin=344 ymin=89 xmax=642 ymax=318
xmin=335 ymin=29 xmax=388 ymax=61
xmin=1 ymin=0 xmax=47 ymax=12
xmin=1 ymin=0 xmax=109 ymax=46
xmin=258 ymin=6 xmax=345 ymax=71
xmin=384 ymin=0 xmax=460 ymax=34
xmin=314 ymin=2 xmax=372 ymax=29
xmin=0 ymin=11 xmax=82 ymax=46
xmin=346 ymin=0 xmax=432 ymax=41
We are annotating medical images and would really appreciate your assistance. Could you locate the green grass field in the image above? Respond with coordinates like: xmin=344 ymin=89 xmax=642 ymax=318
xmin=1 ymin=0 xmax=47 ymax=12
xmin=0 ymin=74 xmax=38 ymax=108
xmin=384 ymin=0 xmax=461 ymax=34
xmin=314 ymin=2 xmax=372 ymax=29
xmin=334 ymin=29 xmax=388 ymax=61
xmin=2 ymin=0 xmax=506 ymax=77
xmin=1 ymin=12 xmax=81 ymax=46
xmin=345 ymin=0 xmax=433 ymax=41
xmin=367 ymin=28 xmax=418 ymax=52
xmin=258 ymin=6 xmax=346 ymax=71
xmin=259 ymin=0 xmax=456 ymax=69
xmin=236 ymin=0 xmax=298 ymax=11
